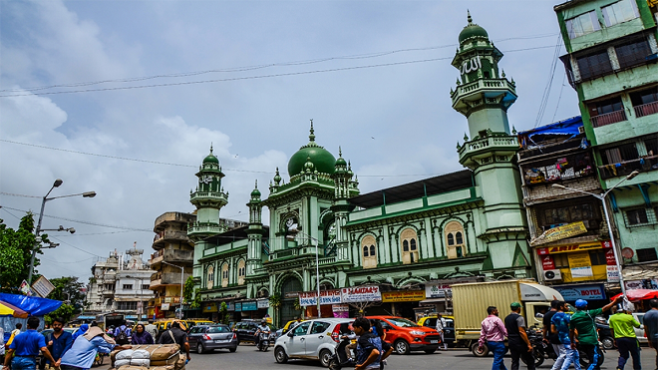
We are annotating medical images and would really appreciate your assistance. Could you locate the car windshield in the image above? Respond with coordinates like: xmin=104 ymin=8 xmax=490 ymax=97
xmin=208 ymin=326 xmax=230 ymax=333
xmin=387 ymin=318 xmax=419 ymax=328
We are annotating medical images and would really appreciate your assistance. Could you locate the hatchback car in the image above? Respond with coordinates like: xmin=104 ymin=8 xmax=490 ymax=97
xmin=274 ymin=318 xmax=353 ymax=367
xmin=418 ymin=315 xmax=455 ymax=347
xmin=188 ymin=324 xmax=238 ymax=354
xmin=234 ymin=320 xmax=277 ymax=343
xmin=367 ymin=316 xmax=441 ymax=354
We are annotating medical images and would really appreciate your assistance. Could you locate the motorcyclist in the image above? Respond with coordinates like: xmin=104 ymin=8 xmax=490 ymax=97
xmin=254 ymin=321 xmax=271 ymax=349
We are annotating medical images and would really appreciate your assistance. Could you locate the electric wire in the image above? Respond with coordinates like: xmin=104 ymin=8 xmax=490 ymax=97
xmin=0 ymin=191 xmax=43 ymax=199
xmin=49 ymin=236 xmax=106 ymax=257
xmin=534 ymin=35 xmax=563 ymax=128
xmin=0 ymin=206 xmax=152 ymax=232
xmin=551 ymin=72 xmax=568 ymax=123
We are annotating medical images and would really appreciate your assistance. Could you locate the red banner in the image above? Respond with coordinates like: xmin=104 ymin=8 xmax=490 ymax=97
xmin=541 ymin=255 xmax=556 ymax=270
xmin=606 ymin=248 xmax=617 ymax=266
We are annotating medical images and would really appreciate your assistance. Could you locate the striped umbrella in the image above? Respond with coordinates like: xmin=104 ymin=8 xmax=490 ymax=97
xmin=0 ymin=300 xmax=29 ymax=318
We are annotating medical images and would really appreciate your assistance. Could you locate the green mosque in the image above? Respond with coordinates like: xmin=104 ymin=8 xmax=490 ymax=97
xmin=188 ymin=13 xmax=533 ymax=324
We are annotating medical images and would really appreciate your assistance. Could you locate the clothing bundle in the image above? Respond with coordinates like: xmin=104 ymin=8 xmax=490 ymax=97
xmin=110 ymin=344 xmax=184 ymax=370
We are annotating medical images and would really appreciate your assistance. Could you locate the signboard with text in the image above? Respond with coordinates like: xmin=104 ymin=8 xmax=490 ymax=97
xmin=31 ymin=276 xmax=55 ymax=298
xmin=532 ymin=221 xmax=588 ymax=245
xmin=555 ymin=284 xmax=606 ymax=300
xmin=607 ymin=266 xmax=620 ymax=282
xmin=332 ymin=304 xmax=350 ymax=318
xmin=340 ymin=286 xmax=381 ymax=303
xmin=382 ymin=290 xmax=425 ymax=302
xmin=299 ymin=290 xmax=342 ymax=306
xmin=568 ymin=253 xmax=593 ymax=278
xmin=242 ymin=301 xmax=257 ymax=311
xmin=537 ymin=242 xmax=606 ymax=255
xmin=257 ymin=299 xmax=269 ymax=309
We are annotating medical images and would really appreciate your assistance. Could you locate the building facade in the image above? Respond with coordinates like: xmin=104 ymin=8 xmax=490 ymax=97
xmin=190 ymin=14 xmax=536 ymax=325
xmin=554 ymin=0 xmax=658 ymax=285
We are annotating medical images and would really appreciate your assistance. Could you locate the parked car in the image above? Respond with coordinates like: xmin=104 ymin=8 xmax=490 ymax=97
xmin=277 ymin=319 xmax=306 ymax=337
xmin=274 ymin=318 xmax=353 ymax=367
xmin=417 ymin=315 xmax=455 ymax=347
xmin=633 ymin=312 xmax=646 ymax=345
xmin=188 ymin=324 xmax=238 ymax=354
xmin=233 ymin=320 xmax=277 ymax=344
xmin=367 ymin=315 xmax=441 ymax=355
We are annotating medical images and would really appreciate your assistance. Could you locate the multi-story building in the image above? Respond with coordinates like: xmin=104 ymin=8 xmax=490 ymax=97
xmin=190 ymin=13 xmax=537 ymax=325
xmin=86 ymin=251 xmax=120 ymax=314
xmin=554 ymin=0 xmax=658 ymax=285
xmin=517 ymin=117 xmax=618 ymax=303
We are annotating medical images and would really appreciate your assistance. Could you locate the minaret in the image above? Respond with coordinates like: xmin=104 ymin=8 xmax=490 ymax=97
xmin=452 ymin=11 xmax=529 ymax=274
xmin=245 ymin=180 xmax=265 ymax=285
xmin=188 ymin=145 xmax=229 ymax=239
xmin=331 ymin=147 xmax=355 ymax=260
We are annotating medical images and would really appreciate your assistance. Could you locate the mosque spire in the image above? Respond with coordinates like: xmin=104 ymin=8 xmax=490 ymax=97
xmin=467 ymin=9 xmax=472 ymax=24
xmin=309 ymin=119 xmax=315 ymax=142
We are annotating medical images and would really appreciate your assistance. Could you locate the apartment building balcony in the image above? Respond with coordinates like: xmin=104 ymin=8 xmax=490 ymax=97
xmin=149 ymin=248 xmax=194 ymax=267
xmin=149 ymin=271 xmax=191 ymax=289
xmin=102 ymin=289 xmax=115 ymax=296
xmin=591 ymin=110 xmax=627 ymax=128
xmin=598 ymin=155 xmax=658 ymax=180
xmin=152 ymin=230 xmax=192 ymax=249
xmin=634 ymin=100 xmax=658 ymax=119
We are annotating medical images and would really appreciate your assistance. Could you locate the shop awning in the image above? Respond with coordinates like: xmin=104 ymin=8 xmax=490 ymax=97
xmin=612 ymin=289 xmax=658 ymax=302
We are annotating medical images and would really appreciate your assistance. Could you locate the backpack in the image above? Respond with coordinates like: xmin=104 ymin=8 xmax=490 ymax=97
xmin=116 ymin=326 xmax=129 ymax=344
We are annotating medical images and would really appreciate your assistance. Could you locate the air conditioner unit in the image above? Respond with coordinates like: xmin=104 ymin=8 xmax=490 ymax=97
xmin=544 ymin=269 xmax=563 ymax=281
xmin=578 ymin=126 xmax=585 ymax=134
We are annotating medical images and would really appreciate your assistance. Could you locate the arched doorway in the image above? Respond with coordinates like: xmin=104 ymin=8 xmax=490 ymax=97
xmin=280 ymin=276 xmax=302 ymax=324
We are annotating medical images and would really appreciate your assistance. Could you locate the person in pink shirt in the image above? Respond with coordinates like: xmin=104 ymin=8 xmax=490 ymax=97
xmin=479 ymin=306 xmax=508 ymax=370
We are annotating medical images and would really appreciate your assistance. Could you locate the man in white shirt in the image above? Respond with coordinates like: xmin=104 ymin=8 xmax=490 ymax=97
xmin=435 ymin=314 xmax=447 ymax=350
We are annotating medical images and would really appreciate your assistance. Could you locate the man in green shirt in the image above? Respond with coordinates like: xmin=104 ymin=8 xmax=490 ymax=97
xmin=609 ymin=304 xmax=641 ymax=370
xmin=569 ymin=296 xmax=622 ymax=370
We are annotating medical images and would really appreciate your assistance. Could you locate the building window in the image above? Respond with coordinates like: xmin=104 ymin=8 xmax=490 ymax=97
xmin=445 ymin=221 xmax=466 ymax=259
xmin=207 ymin=265 xmax=214 ymax=290
xmin=553 ymin=254 xmax=569 ymax=268
xmin=117 ymin=302 xmax=137 ymax=310
xmin=615 ymin=38 xmax=651 ymax=69
xmin=637 ymin=248 xmax=658 ymax=262
xmin=538 ymin=201 xmax=598 ymax=231
xmin=589 ymin=96 xmax=627 ymax=127
xmin=602 ymin=0 xmax=639 ymax=27
xmin=577 ymin=50 xmax=612 ymax=80
xmin=624 ymin=207 xmax=658 ymax=227
xmin=237 ymin=260 xmax=246 ymax=285
xmin=602 ymin=142 xmax=639 ymax=164
xmin=566 ymin=11 xmax=601 ymax=39
xmin=142 ymin=284 xmax=149 ymax=290
xmin=630 ymin=86 xmax=658 ymax=118
xmin=400 ymin=228 xmax=419 ymax=265
xmin=589 ymin=250 xmax=607 ymax=265
xmin=122 ymin=284 xmax=133 ymax=290
xmin=221 ymin=263 xmax=229 ymax=287
xmin=361 ymin=235 xmax=377 ymax=269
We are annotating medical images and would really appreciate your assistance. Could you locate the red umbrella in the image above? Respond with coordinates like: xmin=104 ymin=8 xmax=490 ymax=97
xmin=0 ymin=300 xmax=29 ymax=318
xmin=611 ymin=289 xmax=658 ymax=302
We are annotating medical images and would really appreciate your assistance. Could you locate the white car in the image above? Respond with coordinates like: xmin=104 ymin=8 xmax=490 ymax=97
xmin=274 ymin=318 xmax=353 ymax=367
xmin=633 ymin=312 xmax=646 ymax=344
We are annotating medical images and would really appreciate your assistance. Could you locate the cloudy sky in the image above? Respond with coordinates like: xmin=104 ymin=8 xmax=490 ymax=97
xmin=0 ymin=0 xmax=579 ymax=282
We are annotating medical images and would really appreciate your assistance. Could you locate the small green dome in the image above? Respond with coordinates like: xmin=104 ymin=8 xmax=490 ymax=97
xmin=288 ymin=122 xmax=336 ymax=177
xmin=459 ymin=11 xmax=488 ymax=43
xmin=336 ymin=157 xmax=347 ymax=167
xmin=203 ymin=144 xmax=219 ymax=164
xmin=251 ymin=188 xmax=261 ymax=197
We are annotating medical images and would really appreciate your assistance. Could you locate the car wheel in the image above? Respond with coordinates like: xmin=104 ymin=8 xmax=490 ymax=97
xmin=394 ymin=340 xmax=410 ymax=355
xmin=602 ymin=337 xmax=614 ymax=350
xmin=320 ymin=349 xmax=333 ymax=367
xmin=470 ymin=342 xmax=489 ymax=357
xmin=424 ymin=349 xmax=436 ymax=354
xmin=275 ymin=346 xmax=288 ymax=363
xmin=328 ymin=359 xmax=340 ymax=370
xmin=197 ymin=343 xmax=204 ymax=354
xmin=229 ymin=347 xmax=237 ymax=353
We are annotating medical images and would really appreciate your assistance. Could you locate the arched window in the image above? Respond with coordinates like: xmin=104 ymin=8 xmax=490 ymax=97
xmin=400 ymin=228 xmax=419 ymax=265
xmin=237 ymin=260 xmax=246 ymax=285
xmin=207 ymin=265 xmax=214 ymax=290
xmin=444 ymin=221 xmax=467 ymax=259
xmin=221 ymin=263 xmax=229 ymax=287
xmin=361 ymin=235 xmax=377 ymax=269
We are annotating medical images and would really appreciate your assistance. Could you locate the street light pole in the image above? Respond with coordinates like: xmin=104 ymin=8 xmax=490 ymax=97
xmin=162 ymin=261 xmax=185 ymax=319
xmin=552 ymin=170 xmax=639 ymax=294
xmin=297 ymin=231 xmax=321 ymax=318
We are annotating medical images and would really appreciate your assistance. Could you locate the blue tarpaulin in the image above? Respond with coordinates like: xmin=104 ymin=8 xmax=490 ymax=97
xmin=0 ymin=293 xmax=62 ymax=316
xmin=519 ymin=116 xmax=583 ymax=139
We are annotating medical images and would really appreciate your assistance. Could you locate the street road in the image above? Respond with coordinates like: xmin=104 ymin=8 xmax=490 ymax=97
xmin=99 ymin=343 xmax=657 ymax=370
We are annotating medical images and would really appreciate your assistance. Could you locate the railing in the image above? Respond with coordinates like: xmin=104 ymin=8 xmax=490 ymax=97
xmin=598 ymin=155 xmax=658 ymax=179
xmin=634 ymin=101 xmax=658 ymax=118
xmin=451 ymin=78 xmax=517 ymax=104
xmin=318 ymin=256 xmax=336 ymax=265
xmin=151 ymin=272 xmax=162 ymax=281
xmin=458 ymin=135 xmax=519 ymax=157
xmin=268 ymin=248 xmax=298 ymax=261
xmin=591 ymin=110 xmax=627 ymax=128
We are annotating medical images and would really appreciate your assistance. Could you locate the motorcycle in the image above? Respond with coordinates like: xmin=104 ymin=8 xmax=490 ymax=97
xmin=328 ymin=337 xmax=355 ymax=370
xmin=524 ymin=327 xmax=605 ymax=368
xmin=256 ymin=331 xmax=273 ymax=352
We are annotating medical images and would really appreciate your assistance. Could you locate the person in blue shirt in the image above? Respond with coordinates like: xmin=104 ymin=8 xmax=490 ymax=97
xmin=4 ymin=316 xmax=56 ymax=370
xmin=551 ymin=301 xmax=580 ymax=370
xmin=353 ymin=317 xmax=382 ymax=370
xmin=60 ymin=324 xmax=131 ymax=370
xmin=47 ymin=317 xmax=73 ymax=368
xmin=71 ymin=324 xmax=89 ymax=341
xmin=113 ymin=321 xmax=132 ymax=345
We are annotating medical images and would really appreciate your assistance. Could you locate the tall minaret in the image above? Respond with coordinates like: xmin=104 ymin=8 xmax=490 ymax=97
xmin=452 ymin=11 xmax=530 ymax=274
xmin=245 ymin=180 xmax=265 ymax=285
xmin=331 ymin=147 xmax=357 ymax=261
xmin=188 ymin=145 xmax=229 ymax=240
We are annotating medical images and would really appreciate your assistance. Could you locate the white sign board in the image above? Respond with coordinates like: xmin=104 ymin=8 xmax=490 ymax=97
xmin=31 ymin=276 xmax=55 ymax=298
xmin=299 ymin=290 xmax=342 ymax=306
xmin=606 ymin=265 xmax=620 ymax=283
xmin=257 ymin=299 xmax=270 ymax=309
xmin=340 ymin=286 xmax=381 ymax=303
xmin=161 ymin=303 xmax=170 ymax=310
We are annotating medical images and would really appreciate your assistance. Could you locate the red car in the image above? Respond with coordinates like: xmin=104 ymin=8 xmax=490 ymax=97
xmin=366 ymin=316 xmax=441 ymax=355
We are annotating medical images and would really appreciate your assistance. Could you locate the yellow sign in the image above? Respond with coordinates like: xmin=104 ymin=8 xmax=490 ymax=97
xmin=203 ymin=303 xmax=218 ymax=312
xmin=538 ymin=242 xmax=603 ymax=255
xmin=532 ymin=221 xmax=587 ymax=245
xmin=382 ymin=291 xmax=425 ymax=302
xmin=568 ymin=252 xmax=593 ymax=278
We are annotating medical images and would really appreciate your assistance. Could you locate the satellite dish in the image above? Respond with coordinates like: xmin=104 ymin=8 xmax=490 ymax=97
xmin=621 ymin=247 xmax=634 ymax=259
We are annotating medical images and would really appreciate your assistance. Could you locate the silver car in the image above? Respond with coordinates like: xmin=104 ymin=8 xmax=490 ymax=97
xmin=274 ymin=318 xmax=353 ymax=368
xmin=188 ymin=324 xmax=238 ymax=354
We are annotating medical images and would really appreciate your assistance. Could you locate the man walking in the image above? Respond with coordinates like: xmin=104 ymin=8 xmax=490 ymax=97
xmin=435 ymin=313 xmax=447 ymax=350
xmin=144 ymin=319 xmax=158 ymax=341
xmin=543 ymin=300 xmax=563 ymax=369
xmin=644 ymin=299 xmax=658 ymax=370
xmin=4 ymin=316 xmax=56 ymax=370
xmin=479 ymin=306 xmax=507 ymax=370
xmin=505 ymin=302 xmax=534 ymax=370
xmin=552 ymin=301 xmax=579 ymax=370
xmin=47 ymin=317 xmax=73 ymax=369
xmin=113 ymin=321 xmax=131 ymax=345
xmin=157 ymin=321 xmax=190 ymax=364
xmin=609 ymin=304 xmax=642 ymax=370
xmin=570 ymin=296 xmax=621 ymax=370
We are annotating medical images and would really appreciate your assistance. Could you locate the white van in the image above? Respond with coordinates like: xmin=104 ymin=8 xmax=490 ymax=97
xmin=274 ymin=318 xmax=353 ymax=367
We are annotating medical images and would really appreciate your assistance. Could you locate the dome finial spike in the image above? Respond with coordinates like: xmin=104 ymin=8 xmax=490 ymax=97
xmin=309 ymin=119 xmax=315 ymax=142
xmin=467 ymin=9 xmax=472 ymax=24
xmin=339 ymin=146 xmax=342 ymax=157
xmin=210 ymin=143 xmax=213 ymax=154
xmin=255 ymin=179 xmax=258 ymax=188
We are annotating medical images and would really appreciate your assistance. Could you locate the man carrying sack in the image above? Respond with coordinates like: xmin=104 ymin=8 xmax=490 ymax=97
xmin=157 ymin=321 xmax=190 ymax=364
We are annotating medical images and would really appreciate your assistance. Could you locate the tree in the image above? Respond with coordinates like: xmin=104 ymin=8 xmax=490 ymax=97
xmin=48 ymin=277 xmax=86 ymax=314
xmin=219 ymin=302 xmax=229 ymax=325
xmin=0 ymin=213 xmax=45 ymax=293
xmin=183 ymin=276 xmax=195 ymax=303
xmin=45 ymin=304 xmax=75 ymax=325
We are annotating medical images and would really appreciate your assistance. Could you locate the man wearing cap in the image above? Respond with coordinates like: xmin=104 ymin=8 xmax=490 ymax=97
xmin=551 ymin=301 xmax=579 ymax=370
xmin=569 ymin=296 xmax=622 ymax=370
xmin=505 ymin=302 xmax=534 ymax=370
xmin=609 ymin=304 xmax=641 ymax=370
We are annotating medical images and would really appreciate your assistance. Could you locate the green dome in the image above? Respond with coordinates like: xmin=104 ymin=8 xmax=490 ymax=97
xmin=251 ymin=188 xmax=261 ymax=197
xmin=459 ymin=11 xmax=488 ymax=43
xmin=289 ymin=146 xmax=336 ymax=176
xmin=336 ymin=157 xmax=347 ymax=166
xmin=203 ymin=145 xmax=219 ymax=164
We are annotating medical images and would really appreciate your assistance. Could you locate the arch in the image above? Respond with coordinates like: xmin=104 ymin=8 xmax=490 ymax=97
xmin=361 ymin=234 xmax=377 ymax=269
xmin=206 ymin=265 xmax=214 ymax=290
xmin=444 ymin=221 xmax=466 ymax=259
xmin=221 ymin=262 xmax=229 ymax=288
xmin=237 ymin=259 xmax=246 ymax=285
xmin=396 ymin=276 xmax=427 ymax=288
xmin=400 ymin=227 xmax=419 ymax=265
xmin=257 ymin=286 xmax=270 ymax=298
xmin=279 ymin=275 xmax=303 ymax=324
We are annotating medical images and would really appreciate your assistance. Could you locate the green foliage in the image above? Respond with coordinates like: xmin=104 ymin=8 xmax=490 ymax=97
xmin=0 ymin=213 xmax=45 ymax=293
xmin=268 ymin=293 xmax=282 ymax=309
xmin=183 ymin=276 xmax=195 ymax=303
xmin=293 ymin=297 xmax=302 ymax=311
xmin=48 ymin=276 xmax=87 ymax=314
xmin=190 ymin=288 xmax=202 ymax=309
xmin=219 ymin=302 xmax=229 ymax=325
xmin=45 ymin=304 xmax=75 ymax=326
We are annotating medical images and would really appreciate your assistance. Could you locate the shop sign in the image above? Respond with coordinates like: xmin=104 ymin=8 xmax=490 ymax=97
xmin=227 ymin=302 xmax=234 ymax=311
xmin=541 ymin=255 xmax=556 ymax=270
xmin=625 ymin=279 xmax=658 ymax=290
xmin=161 ymin=303 xmax=170 ymax=310
xmin=332 ymin=304 xmax=350 ymax=318
xmin=425 ymin=283 xmax=451 ymax=298
xmin=203 ymin=303 xmax=218 ymax=313
xmin=532 ymin=221 xmax=587 ymax=245
xmin=299 ymin=290 xmax=342 ymax=306
xmin=242 ymin=301 xmax=257 ymax=311
xmin=284 ymin=291 xmax=300 ymax=298
xmin=568 ymin=252 xmax=593 ymax=278
xmin=606 ymin=249 xmax=617 ymax=266
xmin=235 ymin=302 xmax=242 ymax=312
xmin=257 ymin=299 xmax=269 ymax=309
xmin=341 ymin=286 xmax=381 ymax=303
xmin=606 ymin=266 xmax=620 ymax=282
xmin=382 ymin=290 xmax=425 ymax=303
xmin=537 ymin=242 xmax=604 ymax=255
xmin=555 ymin=284 xmax=606 ymax=300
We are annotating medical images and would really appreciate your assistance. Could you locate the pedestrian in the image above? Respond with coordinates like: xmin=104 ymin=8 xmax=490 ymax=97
xmin=144 ymin=319 xmax=158 ymax=340
xmin=543 ymin=300 xmax=563 ymax=369
xmin=113 ymin=321 xmax=131 ymax=345
xmin=644 ymin=299 xmax=658 ymax=370
xmin=60 ymin=325 xmax=131 ymax=370
xmin=0 ymin=324 xmax=5 ymax=366
xmin=6 ymin=323 xmax=23 ymax=347
xmin=157 ymin=321 xmax=190 ymax=364
xmin=551 ymin=301 xmax=579 ymax=370
xmin=131 ymin=324 xmax=154 ymax=345
xmin=3 ymin=316 xmax=56 ymax=370
xmin=435 ymin=313 xmax=448 ymax=350
xmin=609 ymin=303 xmax=642 ymax=370
xmin=569 ymin=296 xmax=621 ymax=370
xmin=352 ymin=317 xmax=382 ymax=370
xmin=71 ymin=324 xmax=89 ymax=342
xmin=479 ymin=306 xmax=507 ymax=370
xmin=504 ymin=302 xmax=534 ymax=370
xmin=47 ymin=317 xmax=73 ymax=369
xmin=369 ymin=319 xmax=392 ymax=369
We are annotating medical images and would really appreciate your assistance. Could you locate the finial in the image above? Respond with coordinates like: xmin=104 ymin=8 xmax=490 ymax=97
xmin=255 ymin=179 xmax=258 ymax=188
xmin=463 ymin=133 xmax=469 ymax=141
xmin=512 ymin=126 xmax=517 ymax=135
xmin=456 ymin=78 xmax=461 ymax=86
xmin=309 ymin=119 xmax=315 ymax=142
xmin=456 ymin=141 xmax=461 ymax=149
xmin=339 ymin=146 xmax=342 ymax=157
xmin=348 ymin=160 xmax=352 ymax=169
xmin=467 ymin=10 xmax=472 ymax=24
xmin=210 ymin=143 xmax=214 ymax=154
xmin=501 ymin=69 xmax=506 ymax=78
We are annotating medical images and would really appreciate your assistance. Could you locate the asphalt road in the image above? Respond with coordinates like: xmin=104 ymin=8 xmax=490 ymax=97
xmin=98 ymin=344 xmax=658 ymax=370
